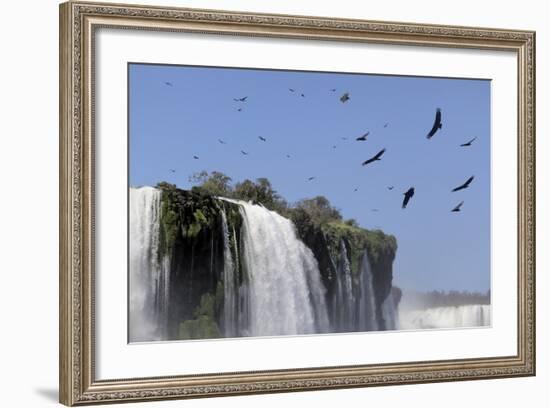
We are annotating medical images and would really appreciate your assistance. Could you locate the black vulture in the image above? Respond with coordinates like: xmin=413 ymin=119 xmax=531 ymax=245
xmin=301 ymin=93 xmax=306 ymax=98
xmin=307 ymin=176 xmax=316 ymax=181
xmin=164 ymin=81 xmax=173 ymax=87
xmin=193 ymin=155 xmax=199 ymax=160
xmin=340 ymin=92 xmax=350 ymax=103
xmin=240 ymin=150 xmax=249 ymax=155
xmin=402 ymin=187 xmax=415 ymax=209
xmin=451 ymin=201 xmax=464 ymax=212
xmin=426 ymin=108 xmax=443 ymax=139
xmin=258 ymin=136 xmax=267 ymax=142
xmin=460 ymin=137 xmax=477 ymax=147
xmin=233 ymin=96 xmax=248 ymax=102
xmin=356 ymin=131 xmax=370 ymax=141
xmin=387 ymin=186 xmax=394 ymax=190
xmin=452 ymin=176 xmax=475 ymax=192
xmin=289 ymin=88 xmax=295 ymax=92
xmin=362 ymin=148 xmax=386 ymax=166
xmin=218 ymin=139 xmax=226 ymax=144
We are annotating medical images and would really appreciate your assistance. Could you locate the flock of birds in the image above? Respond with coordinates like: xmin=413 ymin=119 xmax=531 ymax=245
xmin=164 ymin=81 xmax=479 ymax=214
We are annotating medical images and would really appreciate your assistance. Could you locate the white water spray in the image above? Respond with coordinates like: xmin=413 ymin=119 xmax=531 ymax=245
xmin=398 ymin=305 xmax=491 ymax=330
xmin=129 ymin=187 xmax=170 ymax=342
xmin=226 ymin=199 xmax=331 ymax=336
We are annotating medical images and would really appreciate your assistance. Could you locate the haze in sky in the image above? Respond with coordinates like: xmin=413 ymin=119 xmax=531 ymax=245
xmin=129 ymin=63 xmax=491 ymax=293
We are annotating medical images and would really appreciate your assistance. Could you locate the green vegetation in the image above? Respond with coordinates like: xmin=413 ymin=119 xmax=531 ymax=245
xmin=178 ymin=315 xmax=220 ymax=340
xmin=157 ymin=181 xmax=242 ymax=247
xmin=178 ymin=292 xmax=222 ymax=340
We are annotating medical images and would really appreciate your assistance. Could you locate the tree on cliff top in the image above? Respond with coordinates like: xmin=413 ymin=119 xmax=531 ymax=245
xmin=295 ymin=196 xmax=343 ymax=225
xmin=189 ymin=171 xmax=232 ymax=197
xmin=234 ymin=178 xmax=288 ymax=213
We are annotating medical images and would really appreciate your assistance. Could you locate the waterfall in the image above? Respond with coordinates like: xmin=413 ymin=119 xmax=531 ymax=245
xmin=220 ymin=209 xmax=237 ymax=337
xmin=226 ymin=199 xmax=331 ymax=336
xmin=333 ymin=240 xmax=354 ymax=332
xmin=357 ymin=250 xmax=378 ymax=331
xmin=381 ymin=291 xmax=398 ymax=330
xmin=398 ymin=305 xmax=491 ymax=330
xmin=129 ymin=187 xmax=171 ymax=342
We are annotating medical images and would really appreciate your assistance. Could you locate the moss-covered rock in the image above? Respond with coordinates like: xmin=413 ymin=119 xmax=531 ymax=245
xmin=154 ymin=183 xmax=243 ymax=340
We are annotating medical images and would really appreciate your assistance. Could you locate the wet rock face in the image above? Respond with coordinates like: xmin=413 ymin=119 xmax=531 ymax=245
xmin=293 ymin=220 xmax=397 ymax=331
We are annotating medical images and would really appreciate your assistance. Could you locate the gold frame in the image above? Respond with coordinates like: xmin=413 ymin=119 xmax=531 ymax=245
xmin=59 ymin=1 xmax=536 ymax=405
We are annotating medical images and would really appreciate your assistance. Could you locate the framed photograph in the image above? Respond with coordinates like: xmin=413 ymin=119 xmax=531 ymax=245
xmin=59 ymin=1 xmax=535 ymax=405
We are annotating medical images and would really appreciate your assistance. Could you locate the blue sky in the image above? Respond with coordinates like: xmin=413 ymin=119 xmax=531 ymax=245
xmin=129 ymin=63 xmax=491 ymax=293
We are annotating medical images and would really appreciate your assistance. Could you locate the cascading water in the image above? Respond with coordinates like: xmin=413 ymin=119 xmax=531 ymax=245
xmin=227 ymin=199 xmax=331 ymax=336
xmin=129 ymin=187 xmax=171 ymax=342
xmin=381 ymin=291 xmax=398 ymax=330
xmin=220 ymin=209 xmax=237 ymax=337
xmin=333 ymin=240 xmax=355 ymax=332
xmin=357 ymin=250 xmax=378 ymax=331
xmin=398 ymin=305 xmax=491 ymax=330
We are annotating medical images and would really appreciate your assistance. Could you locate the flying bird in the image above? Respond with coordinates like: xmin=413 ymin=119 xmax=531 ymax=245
xmin=289 ymin=88 xmax=295 ymax=92
xmin=237 ymin=108 xmax=243 ymax=112
xmin=384 ymin=123 xmax=389 ymax=128
xmin=451 ymin=201 xmax=464 ymax=212
xmin=341 ymin=137 xmax=348 ymax=140
xmin=340 ymin=92 xmax=350 ymax=103
xmin=354 ymin=188 xmax=359 ymax=192
xmin=307 ymin=177 xmax=316 ymax=181
xmin=240 ymin=150 xmax=249 ymax=155
xmin=301 ymin=93 xmax=306 ymax=98
xmin=402 ymin=187 xmax=415 ymax=209
xmin=362 ymin=148 xmax=386 ymax=166
xmin=164 ymin=81 xmax=173 ymax=86
xmin=258 ymin=136 xmax=267 ymax=142
xmin=218 ymin=139 xmax=226 ymax=144
xmin=452 ymin=176 xmax=475 ymax=192
xmin=286 ymin=154 xmax=291 ymax=158
xmin=371 ymin=209 xmax=380 ymax=212
xmin=331 ymin=88 xmax=337 ymax=92
xmin=460 ymin=137 xmax=477 ymax=147
xmin=356 ymin=131 xmax=370 ymax=141
xmin=233 ymin=96 xmax=248 ymax=102
xmin=387 ymin=186 xmax=394 ymax=190
xmin=193 ymin=155 xmax=199 ymax=160
xmin=426 ymin=108 xmax=443 ymax=139
xmin=332 ymin=145 xmax=337 ymax=149
xmin=169 ymin=169 xmax=176 ymax=173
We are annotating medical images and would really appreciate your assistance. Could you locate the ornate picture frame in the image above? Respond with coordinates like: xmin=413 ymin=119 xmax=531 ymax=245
xmin=59 ymin=1 xmax=535 ymax=405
